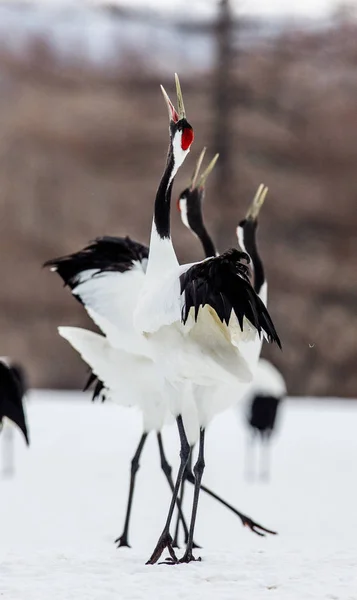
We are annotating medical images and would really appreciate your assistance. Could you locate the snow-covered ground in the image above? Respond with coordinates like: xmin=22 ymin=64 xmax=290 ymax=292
xmin=1 ymin=392 xmax=356 ymax=599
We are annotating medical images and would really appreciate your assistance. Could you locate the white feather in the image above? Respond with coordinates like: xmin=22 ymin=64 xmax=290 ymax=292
xmin=236 ymin=225 xmax=246 ymax=254
xmin=58 ymin=326 xmax=201 ymax=443
xmin=135 ymin=259 xmax=254 ymax=392
xmin=171 ymin=131 xmax=190 ymax=175
xmin=251 ymin=358 xmax=287 ymax=398
xmin=179 ymin=197 xmax=189 ymax=229
xmin=71 ymin=262 xmax=150 ymax=357
xmin=58 ymin=326 xmax=170 ymax=432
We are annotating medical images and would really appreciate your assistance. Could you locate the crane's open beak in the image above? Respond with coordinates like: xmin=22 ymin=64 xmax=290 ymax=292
xmin=197 ymin=153 xmax=219 ymax=188
xmin=160 ymin=73 xmax=186 ymax=123
xmin=190 ymin=147 xmax=207 ymax=189
xmin=246 ymin=184 xmax=268 ymax=220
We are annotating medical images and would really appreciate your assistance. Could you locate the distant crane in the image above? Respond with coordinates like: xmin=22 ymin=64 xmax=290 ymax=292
xmin=0 ymin=359 xmax=29 ymax=477
xmin=244 ymin=359 xmax=286 ymax=481
xmin=235 ymin=188 xmax=286 ymax=481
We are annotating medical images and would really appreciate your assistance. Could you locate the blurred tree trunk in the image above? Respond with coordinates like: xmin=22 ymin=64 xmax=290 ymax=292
xmin=212 ymin=0 xmax=235 ymax=248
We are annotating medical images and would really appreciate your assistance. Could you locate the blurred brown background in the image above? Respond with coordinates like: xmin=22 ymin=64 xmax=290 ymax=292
xmin=0 ymin=1 xmax=356 ymax=396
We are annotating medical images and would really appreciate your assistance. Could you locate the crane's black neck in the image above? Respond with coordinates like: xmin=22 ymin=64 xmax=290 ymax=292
xmin=241 ymin=219 xmax=265 ymax=295
xmin=154 ymin=118 xmax=192 ymax=240
xmin=154 ymin=149 xmax=175 ymax=240
xmin=199 ymin=227 xmax=217 ymax=258
xmin=185 ymin=187 xmax=217 ymax=258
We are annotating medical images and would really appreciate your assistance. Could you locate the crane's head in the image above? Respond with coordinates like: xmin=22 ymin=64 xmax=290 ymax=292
xmin=236 ymin=184 xmax=268 ymax=253
xmin=177 ymin=148 xmax=219 ymax=233
xmin=161 ymin=74 xmax=194 ymax=169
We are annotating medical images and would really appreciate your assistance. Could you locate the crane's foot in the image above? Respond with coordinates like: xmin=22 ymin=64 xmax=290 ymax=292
xmin=159 ymin=552 xmax=202 ymax=565
xmin=241 ymin=515 xmax=277 ymax=537
xmin=179 ymin=550 xmax=202 ymax=564
xmin=146 ymin=531 xmax=178 ymax=565
xmin=114 ymin=534 xmax=131 ymax=548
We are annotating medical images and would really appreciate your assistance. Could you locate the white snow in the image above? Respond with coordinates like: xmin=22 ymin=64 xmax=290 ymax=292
xmin=1 ymin=392 xmax=357 ymax=599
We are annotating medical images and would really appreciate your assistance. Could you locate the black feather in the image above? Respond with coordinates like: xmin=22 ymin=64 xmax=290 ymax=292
xmin=83 ymin=371 xmax=97 ymax=392
xmin=180 ymin=248 xmax=281 ymax=349
xmin=83 ymin=371 xmax=106 ymax=402
xmin=44 ymin=236 xmax=148 ymax=295
xmin=0 ymin=361 xmax=29 ymax=445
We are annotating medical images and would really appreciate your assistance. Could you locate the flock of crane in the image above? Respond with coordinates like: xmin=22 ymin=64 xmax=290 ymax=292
xmin=0 ymin=74 xmax=287 ymax=565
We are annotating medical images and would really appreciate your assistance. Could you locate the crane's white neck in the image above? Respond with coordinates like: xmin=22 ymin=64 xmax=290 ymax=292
xmin=179 ymin=197 xmax=190 ymax=229
xmin=236 ymin=224 xmax=247 ymax=255
xmin=259 ymin=280 xmax=268 ymax=307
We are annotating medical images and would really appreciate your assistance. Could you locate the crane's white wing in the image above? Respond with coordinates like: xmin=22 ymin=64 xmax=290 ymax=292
xmin=58 ymin=326 xmax=157 ymax=408
xmin=72 ymin=263 xmax=150 ymax=357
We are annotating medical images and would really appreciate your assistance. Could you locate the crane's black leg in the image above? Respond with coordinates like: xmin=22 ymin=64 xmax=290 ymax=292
xmin=260 ymin=435 xmax=271 ymax=482
xmin=244 ymin=434 xmax=256 ymax=482
xmin=115 ymin=432 xmax=148 ymax=548
xmin=172 ymin=446 xmax=193 ymax=547
xmin=184 ymin=468 xmax=277 ymax=537
xmin=156 ymin=432 xmax=193 ymax=548
xmin=146 ymin=416 xmax=190 ymax=565
xmin=178 ymin=428 xmax=205 ymax=563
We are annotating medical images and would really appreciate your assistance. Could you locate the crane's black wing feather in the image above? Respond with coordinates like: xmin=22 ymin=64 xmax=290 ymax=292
xmin=83 ymin=371 xmax=106 ymax=402
xmin=44 ymin=236 xmax=149 ymax=293
xmin=180 ymin=248 xmax=281 ymax=348
xmin=0 ymin=361 xmax=29 ymax=445
xmin=45 ymin=237 xmax=147 ymax=402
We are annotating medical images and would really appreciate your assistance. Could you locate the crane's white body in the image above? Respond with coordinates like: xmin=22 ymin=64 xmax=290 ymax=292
xmin=133 ymin=215 xmax=271 ymax=435
xmin=246 ymin=358 xmax=287 ymax=400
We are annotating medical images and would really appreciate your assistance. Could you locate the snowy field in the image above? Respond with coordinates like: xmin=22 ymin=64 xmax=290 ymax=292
xmin=1 ymin=392 xmax=357 ymax=600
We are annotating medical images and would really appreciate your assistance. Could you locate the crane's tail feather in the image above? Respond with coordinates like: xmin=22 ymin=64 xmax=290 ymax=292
xmin=58 ymin=327 xmax=141 ymax=407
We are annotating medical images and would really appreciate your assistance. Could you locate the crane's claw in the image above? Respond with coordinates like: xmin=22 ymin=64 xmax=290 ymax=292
xmin=146 ymin=531 xmax=178 ymax=565
xmin=159 ymin=556 xmax=179 ymax=566
xmin=242 ymin=516 xmax=277 ymax=537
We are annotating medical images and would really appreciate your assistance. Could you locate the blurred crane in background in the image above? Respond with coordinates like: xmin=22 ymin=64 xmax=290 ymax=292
xmin=0 ymin=359 xmax=29 ymax=478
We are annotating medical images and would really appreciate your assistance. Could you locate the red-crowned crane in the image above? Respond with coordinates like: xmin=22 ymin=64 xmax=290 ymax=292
xmin=0 ymin=358 xmax=29 ymax=477
xmin=133 ymin=84 xmax=281 ymax=563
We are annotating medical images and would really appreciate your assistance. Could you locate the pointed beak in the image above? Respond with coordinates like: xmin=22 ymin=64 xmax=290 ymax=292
xmin=197 ymin=153 xmax=219 ymax=188
xmin=160 ymin=73 xmax=186 ymax=123
xmin=246 ymin=184 xmax=268 ymax=220
xmin=160 ymin=84 xmax=179 ymax=122
xmin=175 ymin=73 xmax=186 ymax=120
xmin=190 ymin=147 xmax=207 ymax=190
